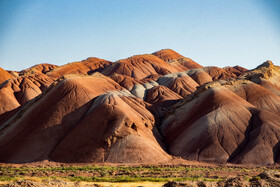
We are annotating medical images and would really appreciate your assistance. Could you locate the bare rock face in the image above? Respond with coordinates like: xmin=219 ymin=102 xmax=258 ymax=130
xmin=110 ymin=73 xmax=143 ymax=91
xmin=152 ymin=49 xmax=184 ymax=63
xmin=50 ymin=91 xmax=170 ymax=163
xmin=0 ymin=73 xmax=55 ymax=115
xmin=161 ymin=84 xmax=280 ymax=165
xmin=0 ymin=73 xmax=169 ymax=164
xmin=229 ymin=109 xmax=280 ymax=165
xmin=153 ymin=49 xmax=202 ymax=71
xmin=19 ymin=63 xmax=58 ymax=76
xmin=47 ymin=57 xmax=112 ymax=78
xmin=145 ymin=85 xmax=183 ymax=120
xmin=102 ymin=54 xmax=179 ymax=80
xmin=161 ymin=87 xmax=255 ymax=163
xmin=245 ymin=61 xmax=280 ymax=97
xmin=203 ymin=66 xmax=237 ymax=80
xmin=224 ymin=66 xmax=248 ymax=76
xmin=146 ymin=85 xmax=183 ymax=106
xmin=256 ymin=60 xmax=274 ymax=69
xmin=225 ymin=80 xmax=280 ymax=114
xmin=186 ymin=68 xmax=213 ymax=85
xmin=157 ymin=72 xmax=199 ymax=97
xmin=0 ymin=74 xmax=122 ymax=163
xmin=0 ymin=49 xmax=280 ymax=165
xmin=0 ymin=67 xmax=14 ymax=85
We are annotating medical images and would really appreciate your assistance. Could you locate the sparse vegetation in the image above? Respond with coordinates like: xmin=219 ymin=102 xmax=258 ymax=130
xmin=0 ymin=165 xmax=276 ymax=184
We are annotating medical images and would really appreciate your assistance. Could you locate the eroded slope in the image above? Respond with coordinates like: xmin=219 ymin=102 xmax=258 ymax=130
xmin=0 ymin=50 xmax=279 ymax=166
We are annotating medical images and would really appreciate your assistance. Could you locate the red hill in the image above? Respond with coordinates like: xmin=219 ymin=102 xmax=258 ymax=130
xmin=0 ymin=51 xmax=280 ymax=166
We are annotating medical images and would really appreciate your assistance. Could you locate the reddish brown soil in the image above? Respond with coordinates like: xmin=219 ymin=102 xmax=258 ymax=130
xmin=0 ymin=50 xmax=279 ymax=167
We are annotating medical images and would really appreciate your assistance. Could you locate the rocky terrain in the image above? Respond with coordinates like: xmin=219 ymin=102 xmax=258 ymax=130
xmin=0 ymin=49 xmax=279 ymax=166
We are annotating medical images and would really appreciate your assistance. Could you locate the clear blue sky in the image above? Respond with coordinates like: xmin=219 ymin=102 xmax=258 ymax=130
xmin=0 ymin=0 xmax=279 ymax=71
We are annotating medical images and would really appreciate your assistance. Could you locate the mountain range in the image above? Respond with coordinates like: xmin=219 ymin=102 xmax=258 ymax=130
xmin=0 ymin=49 xmax=279 ymax=165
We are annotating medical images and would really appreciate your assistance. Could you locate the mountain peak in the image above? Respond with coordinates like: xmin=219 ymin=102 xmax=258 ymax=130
xmin=257 ymin=60 xmax=274 ymax=69
xmin=152 ymin=49 xmax=183 ymax=62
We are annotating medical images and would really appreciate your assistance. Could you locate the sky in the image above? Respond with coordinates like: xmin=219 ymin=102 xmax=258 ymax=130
xmin=0 ymin=0 xmax=279 ymax=71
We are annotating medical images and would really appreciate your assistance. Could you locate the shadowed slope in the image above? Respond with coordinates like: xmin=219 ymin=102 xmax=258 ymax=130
xmin=157 ymin=72 xmax=199 ymax=97
xmin=161 ymin=87 xmax=253 ymax=163
xmin=50 ymin=91 xmax=170 ymax=163
xmin=146 ymin=85 xmax=183 ymax=105
xmin=0 ymin=74 xmax=121 ymax=163
xmin=229 ymin=109 xmax=280 ymax=165
xmin=0 ymin=73 xmax=55 ymax=115
xmin=146 ymin=85 xmax=183 ymax=119
xmin=225 ymin=80 xmax=280 ymax=114
xmin=161 ymin=86 xmax=280 ymax=165
xmin=1 ymin=50 xmax=280 ymax=166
